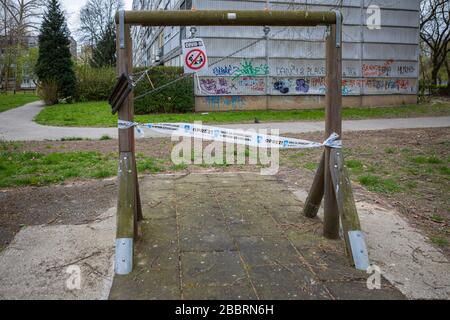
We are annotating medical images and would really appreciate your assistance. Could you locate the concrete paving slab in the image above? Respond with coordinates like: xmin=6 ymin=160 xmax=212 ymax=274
xmin=248 ymin=264 xmax=331 ymax=300
xmin=0 ymin=208 xmax=116 ymax=300
xmin=182 ymin=284 xmax=257 ymax=300
xmin=236 ymin=236 xmax=302 ymax=266
xmin=182 ymin=251 xmax=247 ymax=288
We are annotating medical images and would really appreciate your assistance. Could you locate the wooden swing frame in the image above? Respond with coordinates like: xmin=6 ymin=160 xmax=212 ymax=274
xmin=113 ymin=9 xmax=364 ymax=275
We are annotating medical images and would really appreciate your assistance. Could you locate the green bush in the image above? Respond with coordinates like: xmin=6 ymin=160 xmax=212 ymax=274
xmin=419 ymin=80 xmax=449 ymax=96
xmin=133 ymin=66 xmax=194 ymax=114
xmin=73 ymin=65 xmax=194 ymax=114
xmin=74 ymin=65 xmax=116 ymax=102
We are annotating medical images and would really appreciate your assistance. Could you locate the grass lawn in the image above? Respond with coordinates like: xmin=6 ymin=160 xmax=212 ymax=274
xmin=0 ymin=92 xmax=39 ymax=113
xmin=34 ymin=99 xmax=450 ymax=127
xmin=0 ymin=141 xmax=165 ymax=188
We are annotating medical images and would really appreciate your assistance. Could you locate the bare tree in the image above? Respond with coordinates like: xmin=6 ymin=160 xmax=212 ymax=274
xmin=0 ymin=0 xmax=43 ymax=92
xmin=445 ymin=48 xmax=450 ymax=94
xmin=420 ymin=0 xmax=450 ymax=86
xmin=79 ymin=0 xmax=123 ymax=46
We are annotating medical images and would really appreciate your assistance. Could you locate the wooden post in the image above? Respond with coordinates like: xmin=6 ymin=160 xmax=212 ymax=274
xmin=323 ymin=23 xmax=342 ymax=240
xmin=303 ymin=151 xmax=325 ymax=218
xmin=115 ymin=19 xmax=141 ymax=275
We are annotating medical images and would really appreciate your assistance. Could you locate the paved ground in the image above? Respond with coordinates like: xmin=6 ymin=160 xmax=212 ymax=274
xmin=1 ymin=172 xmax=448 ymax=299
xmin=1 ymin=101 xmax=450 ymax=141
xmin=0 ymin=208 xmax=115 ymax=300
xmin=109 ymin=173 xmax=404 ymax=300
xmin=0 ymin=101 xmax=115 ymax=141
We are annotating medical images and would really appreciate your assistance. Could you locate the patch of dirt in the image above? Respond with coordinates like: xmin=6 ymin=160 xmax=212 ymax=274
xmin=0 ymin=179 xmax=117 ymax=251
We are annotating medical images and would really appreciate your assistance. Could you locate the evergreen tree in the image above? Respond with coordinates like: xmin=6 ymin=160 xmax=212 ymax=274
xmin=35 ymin=0 xmax=76 ymax=100
xmin=90 ymin=22 xmax=117 ymax=68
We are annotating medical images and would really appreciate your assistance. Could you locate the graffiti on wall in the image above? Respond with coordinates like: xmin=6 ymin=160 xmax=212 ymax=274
xmin=199 ymin=76 xmax=416 ymax=96
xmin=212 ymin=65 xmax=237 ymax=76
xmin=273 ymin=60 xmax=417 ymax=78
xmin=362 ymin=59 xmax=394 ymax=77
xmin=270 ymin=77 xmax=416 ymax=95
xmin=272 ymin=77 xmax=326 ymax=95
xmin=234 ymin=60 xmax=269 ymax=78
xmin=275 ymin=65 xmax=326 ymax=77
xmin=212 ymin=60 xmax=269 ymax=78
xmin=273 ymin=79 xmax=312 ymax=94
xmin=204 ymin=96 xmax=246 ymax=111
xmin=210 ymin=59 xmax=417 ymax=79
xmin=199 ymin=77 xmax=266 ymax=95
xmin=362 ymin=60 xmax=417 ymax=77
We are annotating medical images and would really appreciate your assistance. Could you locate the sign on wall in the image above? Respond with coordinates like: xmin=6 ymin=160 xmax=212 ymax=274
xmin=182 ymin=38 xmax=208 ymax=74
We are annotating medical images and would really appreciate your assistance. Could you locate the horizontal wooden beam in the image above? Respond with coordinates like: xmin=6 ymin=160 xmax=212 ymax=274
xmin=115 ymin=10 xmax=337 ymax=27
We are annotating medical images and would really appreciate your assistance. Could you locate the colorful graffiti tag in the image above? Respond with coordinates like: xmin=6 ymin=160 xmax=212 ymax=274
xmin=233 ymin=60 xmax=269 ymax=78
xmin=199 ymin=76 xmax=416 ymax=96
xmin=211 ymin=60 xmax=269 ymax=78
xmin=199 ymin=77 xmax=266 ymax=95
xmin=212 ymin=65 xmax=237 ymax=76
xmin=362 ymin=59 xmax=394 ymax=77
xmin=362 ymin=60 xmax=417 ymax=77
xmin=275 ymin=65 xmax=326 ymax=77
xmin=204 ymin=96 xmax=246 ymax=111
xmin=270 ymin=77 xmax=416 ymax=96
xmin=273 ymin=78 xmax=325 ymax=95
xmin=273 ymin=60 xmax=417 ymax=78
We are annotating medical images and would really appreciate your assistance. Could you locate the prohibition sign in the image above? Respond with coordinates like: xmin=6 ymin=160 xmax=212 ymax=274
xmin=185 ymin=49 xmax=207 ymax=71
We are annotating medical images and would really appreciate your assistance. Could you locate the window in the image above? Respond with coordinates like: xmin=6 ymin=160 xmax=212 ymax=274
xmin=179 ymin=0 xmax=192 ymax=42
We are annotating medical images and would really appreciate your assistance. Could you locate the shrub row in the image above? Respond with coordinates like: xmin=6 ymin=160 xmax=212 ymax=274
xmin=74 ymin=65 xmax=116 ymax=102
xmin=73 ymin=65 xmax=194 ymax=114
xmin=419 ymin=81 xmax=449 ymax=96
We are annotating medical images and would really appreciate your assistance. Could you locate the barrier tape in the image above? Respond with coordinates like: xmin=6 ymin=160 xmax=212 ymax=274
xmin=118 ymin=120 xmax=342 ymax=149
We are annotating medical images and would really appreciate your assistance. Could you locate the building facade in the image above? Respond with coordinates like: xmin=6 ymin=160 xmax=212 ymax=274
xmin=132 ymin=0 xmax=420 ymax=111
xmin=0 ymin=35 xmax=39 ymax=90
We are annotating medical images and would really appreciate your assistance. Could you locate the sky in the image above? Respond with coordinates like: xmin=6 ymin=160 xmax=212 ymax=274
xmin=61 ymin=0 xmax=133 ymax=38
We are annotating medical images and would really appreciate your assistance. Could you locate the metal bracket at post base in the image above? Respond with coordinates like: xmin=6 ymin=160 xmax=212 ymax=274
xmin=348 ymin=231 xmax=370 ymax=271
xmin=115 ymin=238 xmax=133 ymax=275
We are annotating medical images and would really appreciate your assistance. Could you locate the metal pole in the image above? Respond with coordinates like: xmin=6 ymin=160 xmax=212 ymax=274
xmin=264 ymin=26 xmax=270 ymax=110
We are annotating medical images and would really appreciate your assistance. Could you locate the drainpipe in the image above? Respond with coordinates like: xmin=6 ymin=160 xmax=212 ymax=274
xmin=264 ymin=0 xmax=270 ymax=110
xmin=264 ymin=26 xmax=270 ymax=110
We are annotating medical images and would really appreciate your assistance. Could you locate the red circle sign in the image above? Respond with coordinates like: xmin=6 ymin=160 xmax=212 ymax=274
xmin=185 ymin=49 xmax=207 ymax=71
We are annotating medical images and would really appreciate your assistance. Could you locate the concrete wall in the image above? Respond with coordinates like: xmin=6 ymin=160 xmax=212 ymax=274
xmin=132 ymin=0 xmax=420 ymax=111
xmin=195 ymin=94 xmax=418 ymax=112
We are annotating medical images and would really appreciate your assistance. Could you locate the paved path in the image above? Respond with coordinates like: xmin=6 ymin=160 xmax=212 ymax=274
xmin=1 ymin=101 xmax=450 ymax=141
xmin=110 ymin=173 xmax=405 ymax=300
